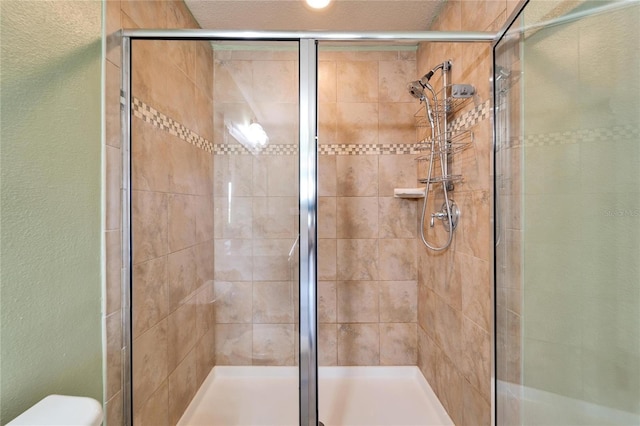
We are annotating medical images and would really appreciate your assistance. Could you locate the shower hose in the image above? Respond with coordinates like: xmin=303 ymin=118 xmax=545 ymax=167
xmin=419 ymin=90 xmax=454 ymax=251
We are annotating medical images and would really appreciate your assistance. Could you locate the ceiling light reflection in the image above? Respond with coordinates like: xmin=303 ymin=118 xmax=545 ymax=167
xmin=305 ymin=0 xmax=331 ymax=9
xmin=226 ymin=121 xmax=269 ymax=153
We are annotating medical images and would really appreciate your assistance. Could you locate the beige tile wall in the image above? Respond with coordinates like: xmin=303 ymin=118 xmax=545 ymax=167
xmin=415 ymin=1 xmax=520 ymax=425
xmin=318 ymin=48 xmax=419 ymax=366
xmin=212 ymin=47 xmax=300 ymax=366
xmin=104 ymin=1 xmax=215 ymax=425
xmin=211 ymin=47 xmax=421 ymax=367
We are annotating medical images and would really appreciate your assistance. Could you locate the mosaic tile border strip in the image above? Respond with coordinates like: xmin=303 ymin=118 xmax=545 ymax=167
xmin=212 ymin=142 xmax=423 ymax=156
xmin=318 ymin=143 xmax=420 ymax=155
xmin=502 ymin=125 xmax=640 ymax=149
xmin=133 ymin=97 xmax=214 ymax=153
xmin=523 ymin=125 xmax=639 ymax=147
xmin=213 ymin=143 xmax=298 ymax=156
xmin=134 ymin=96 xmax=638 ymax=155
xmin=133 ymin=96 xmax=491 ymax=157
xmin=450 ymin=100 xmax=492 ymax=132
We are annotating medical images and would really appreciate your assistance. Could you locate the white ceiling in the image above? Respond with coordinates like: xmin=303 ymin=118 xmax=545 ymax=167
xmin=184 ymin=0 xmax=446 ymax=32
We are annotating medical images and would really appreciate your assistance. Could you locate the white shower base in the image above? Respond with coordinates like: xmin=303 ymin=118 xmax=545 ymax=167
xmin=178 ymin=366 xmax=453 ymax=426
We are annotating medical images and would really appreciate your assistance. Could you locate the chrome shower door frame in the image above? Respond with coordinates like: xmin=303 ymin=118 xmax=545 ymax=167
xmin=121 ymin=29 xmax=495 ymax=426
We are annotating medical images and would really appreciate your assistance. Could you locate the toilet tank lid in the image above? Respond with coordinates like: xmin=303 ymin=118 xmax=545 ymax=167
xmin=7 ymin=395 xmax=103 ymax=426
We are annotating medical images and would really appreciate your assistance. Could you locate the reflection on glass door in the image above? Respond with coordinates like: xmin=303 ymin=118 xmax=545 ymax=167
xmin=495 ymin=2 xmax=640 ymax=424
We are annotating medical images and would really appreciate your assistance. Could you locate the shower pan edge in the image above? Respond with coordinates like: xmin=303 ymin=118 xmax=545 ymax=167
xmin=177 ymin=366 xmax=454 ymax=426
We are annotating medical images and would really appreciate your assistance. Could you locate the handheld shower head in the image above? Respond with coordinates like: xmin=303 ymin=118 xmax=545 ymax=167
xmin=409 ymin=61 xmax=450 ymax=101
xmin=408 ymin=78 xmax=438 ymax=102
xmin=407 ymin=79 xmax=436 ymax=130
xmin=407 ymin=81 xmax=426 ymax=101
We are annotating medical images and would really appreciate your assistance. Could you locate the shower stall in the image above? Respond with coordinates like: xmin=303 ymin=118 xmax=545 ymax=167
xmin=123 ymin=31 xmax=494 ymax=426
xmin=119 ymin=1 xmax=639 ymax=425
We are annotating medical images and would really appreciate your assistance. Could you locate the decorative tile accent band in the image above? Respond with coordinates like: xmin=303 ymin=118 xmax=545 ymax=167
xmin=523 ymin=125 xmax=639 ymax=147
xmin=318 ymin=143 xmax=421 ymax=155
xmin=132 ymin=97 xmax=214 ymax=153
xmin=213 ymin=143 xmax=299 ymax=156
xmin=450 ymin=100 xmax=492 ymax=132
xmin=132 ymin=96 xmax=492 ymax=157
xmin=212 ymin=142 xmax=423 ymax=156
xmin=133 ymin=96 xmax=638 ymax=156
xmin=502 ymin=125 xmax=640 ymax=149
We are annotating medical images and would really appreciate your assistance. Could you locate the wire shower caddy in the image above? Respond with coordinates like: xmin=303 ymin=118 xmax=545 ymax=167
xmin=414 ymin=84 xmax=474 ymax=186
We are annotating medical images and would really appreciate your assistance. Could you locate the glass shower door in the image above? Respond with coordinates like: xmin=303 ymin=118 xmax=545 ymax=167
xmin=129 ymin=38 xmax=305 ymax=425
xmin=494 ymin=1 xmax=640 ymax=424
